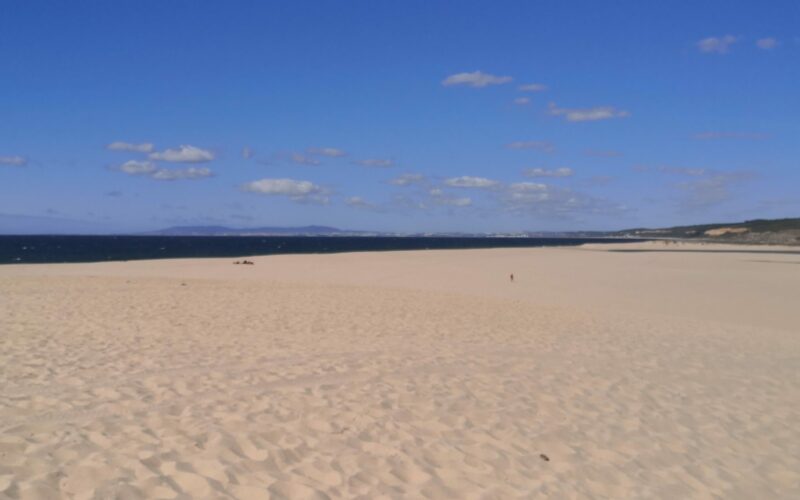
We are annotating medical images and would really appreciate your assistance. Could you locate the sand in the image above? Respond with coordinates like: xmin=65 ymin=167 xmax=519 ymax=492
xmin=1 ymin=241 xmax=799 ymax=498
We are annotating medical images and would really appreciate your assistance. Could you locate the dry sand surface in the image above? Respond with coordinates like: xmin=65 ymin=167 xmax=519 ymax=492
xmin=1 ymin=241 xmax=799 ymax=498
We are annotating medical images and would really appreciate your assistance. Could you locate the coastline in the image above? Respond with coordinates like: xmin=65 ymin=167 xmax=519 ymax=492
xmin=2 ymin=243 xmax=799 ymax=497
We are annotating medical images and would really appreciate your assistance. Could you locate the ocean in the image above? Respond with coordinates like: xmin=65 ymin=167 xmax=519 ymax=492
xmin=0 ymin=235 xmax=638 ymax=264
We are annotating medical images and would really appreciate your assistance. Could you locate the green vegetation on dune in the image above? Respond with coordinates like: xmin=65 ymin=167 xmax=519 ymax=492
xmin=615 ymin=217 xmax=800 ymax=245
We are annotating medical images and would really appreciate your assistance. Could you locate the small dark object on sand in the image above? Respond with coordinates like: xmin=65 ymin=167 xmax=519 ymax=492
xmin=540 ymin=454 xmax=549 ymax=462
xmin=181 ymin=283 xmax=187 ymax=286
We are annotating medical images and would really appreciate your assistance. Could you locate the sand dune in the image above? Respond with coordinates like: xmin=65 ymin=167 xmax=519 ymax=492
xmin=1 ymin=241 xmax=799 ymax=498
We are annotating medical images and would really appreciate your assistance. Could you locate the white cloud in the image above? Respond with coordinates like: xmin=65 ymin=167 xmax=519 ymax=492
xmin=428 ymin=188 xmax=472 ymax=207
xmin=151 ymin=167 xmax=213 ymax=181
xmin=442 ymin=71 xmax=513 ymax=88
xmin=697 ymin=35 xmax=737 ymax=54
xmin=308 ymin=147 xmax=347 ymax=158
xmin=518 ymin=83 xmax=547 ymax=92
xmin=548 ymin=102 xmax=630 ymax=122
xmin=444 ymin=176 xmax=500 ymax=188
xmin=289 ymin=152 xmax=321 ymax=166
xmin=514 ymin=97 xmax=531 ymax=105
xmin=523 ymin=167 xmax=573 ymax=178
xmin=106 ymin=141 xmax=154 ymax=153
xmin=693 ymin=131 xmax=767 ymax=140
xmin=345 ymin=196 xmax=378 ymax=209
xmin=756 ymin=37 xmax=779 ymax=50
xmin=241 ymin=178 xmax=329 ymax=204
xmin=356 ymin=158 xmax=394 ymax=168
xmin=0 ymin=156 xmax=27 ymax=166
xmin=509 ymin=182 xmax=548 ymax=192
xmin=114 ymin=160 xmax=213 ymax=181
xmin=242 ymin=147 xmax=254 ymax=160
xmin=116 ymin=160 xmax=157 ymax=175
xmin=149 ymin=145 xmax=214 ymax=163
xmin=506 ymin=140 xmax=554 ymax=153
xmin=390 ymin=173 xmax=426 ymax=186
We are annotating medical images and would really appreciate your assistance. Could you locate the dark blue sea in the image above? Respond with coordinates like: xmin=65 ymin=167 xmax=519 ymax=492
xmin=0 ymin=235 xmax=638 ymax=264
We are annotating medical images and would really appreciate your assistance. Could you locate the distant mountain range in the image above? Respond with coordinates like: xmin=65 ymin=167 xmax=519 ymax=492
xmin=142 ymin=217 xmax=800 ymax=245
xmin=141 ymin=225 xmax=374 ymax=236
xmin=5 ymin=216 xmax=793 ymax=244
xmin=141 ymin=225 xmax=619 ymax=238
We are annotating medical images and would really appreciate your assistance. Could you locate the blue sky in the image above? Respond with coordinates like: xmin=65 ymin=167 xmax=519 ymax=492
xmin=1 ymin=0 xmax=798 ymax=233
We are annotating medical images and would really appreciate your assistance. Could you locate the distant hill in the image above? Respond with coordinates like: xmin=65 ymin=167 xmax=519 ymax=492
xmin=141 ymin=225 xmax=372 ymax=236
xmin=615 ymin=217 xmax=800 ymax=245
xmin=139 ymin=218 xmax=800 ymax=244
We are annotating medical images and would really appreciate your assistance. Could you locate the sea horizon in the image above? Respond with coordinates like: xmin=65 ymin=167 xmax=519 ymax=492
xmin=0 ymin=234 xmax=640 ymax=265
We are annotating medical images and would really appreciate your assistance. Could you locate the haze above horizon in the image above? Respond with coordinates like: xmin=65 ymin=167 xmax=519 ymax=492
xmin=1 ymin=1 xmax=798 ymax=234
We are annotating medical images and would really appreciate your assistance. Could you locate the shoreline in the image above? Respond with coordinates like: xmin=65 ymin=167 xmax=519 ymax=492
xmin=4 ymin=237 xmax=800 ymax=268
xmin=0 ymin=235 xmax=642 ymax=266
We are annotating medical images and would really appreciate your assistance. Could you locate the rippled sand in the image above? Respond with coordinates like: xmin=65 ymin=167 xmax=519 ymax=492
xmin=1 ymin=242 xmax=799 ymax=498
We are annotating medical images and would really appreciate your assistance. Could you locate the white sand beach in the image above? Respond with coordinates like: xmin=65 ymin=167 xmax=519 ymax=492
xmin=1 ymin=241 xmax=799 ymax=498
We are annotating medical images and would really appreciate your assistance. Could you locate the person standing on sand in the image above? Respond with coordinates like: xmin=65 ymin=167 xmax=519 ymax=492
xmin=510 ymin=273 xmax=514 ymax=282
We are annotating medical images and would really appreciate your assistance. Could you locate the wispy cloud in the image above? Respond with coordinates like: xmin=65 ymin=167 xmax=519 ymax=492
xmin=442 ymin=71 xmax=512 ymax=88
xmin=583 ymin=175 xmax=615 ymax=187
xmin=658 ymin=166 xmax=707 ymax=176
xmin=106 ymin=141 xmax=154 ymax=153
xmin=636 ymin=164 xmax=755 ymax=211
xmin=548 ymin=102 xmax=630 ymax=122
xmin=149 ymin=145 xmax=214 ymax=163
xmin=509 ymin=182 xmax=548 ymax=193
xmin=116 ymin=160 xmax=157 ymax=175
xmin=755 ymin=37 xmax=779 ymax=50
xmin=513 ymin=97 xmax=531 ymax=106
xmin=675 ymin=171 xmax=753 ymax=210
xmin=289 ymin=152 xmax=321 ymax=166
xmin=697 ymin=35 xmax=737 ymax=54
xmin=0 ymin=155 xmax=27 ymax=167
xmin=518 ymin=83 xmax=547 ymax=92
xmin=584 ymin=149 xmax=623 ymax=158
xmin=114 ymin=160 xmax=213 ymax=181
xmin=429 ymin=188 xmax=472 ymax=207
xmin=444 ymin=176 xmax=500 ymax=188
xmin=242 ymin=147 xmax=254 ymax=160
xmin=356 ymin=158 xmax=394 ymax=168
xmin=523 ymin=167 xmax=573 ymax=178
xmin=308 ymin=147 xmax=347 ymax=158
xmin=390 ymin=173 xmax=426 ymax=186
xmin=500 ymin=182 xmax=625 ymax=217
xmin=151 ymin=167 xmax=213 ymax=181
xmin=506 ymin=140 xmax=554 ymax=153
xmin=241 ymin=178 xmax=329 ymax=204
xmin=345 ymin=196 xmax=381 ymax=210
xmin=693 ymin=131 xmax=768 ymax=140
